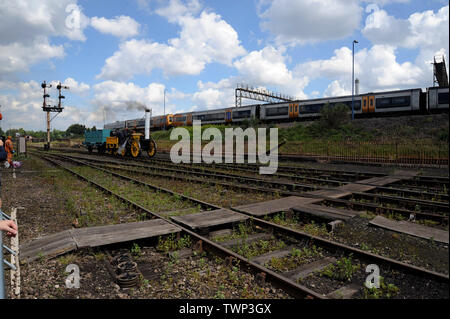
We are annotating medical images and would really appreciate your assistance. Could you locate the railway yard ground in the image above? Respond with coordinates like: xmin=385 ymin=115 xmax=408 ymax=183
xmin=1 ymin=142 xmax=449 ymax=300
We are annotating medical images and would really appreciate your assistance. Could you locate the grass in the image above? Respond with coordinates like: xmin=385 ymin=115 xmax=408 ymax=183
xmin=265 ymin=213 xmax=331 ymax=238
xmin=30 ymin=155 xmax=143 ymax=227
xmin=71 ymin=166 xmax=197 ymax=214
xmin=149 ymin=115 xmax=449 ymax=160
xmin=320 ymin=256 xmax=360 ymax=282
xmin=212 ymin=222 xmax=256 ymax=243
xmin=234 ymin=238 xmax=287 ymax=259
xmin=157 ymin=234 xmax=192 ymax=252
xmin=363 ymin=276 xmax=400 ymax=299
xmin=267 ymin=246 xmax=324 ymax=272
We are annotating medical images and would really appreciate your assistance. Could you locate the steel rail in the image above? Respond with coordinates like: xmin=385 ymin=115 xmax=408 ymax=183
xmin=34 ymin=152 xmax=449 ymax=286
xmin=41 ymin=152 xmax=449 ymax=211
xmin=46 ymin=152 xmax=448 ymax=222
xmin=48 ymin=150 xmax=449 ymax=202
xmin=34 ymin=153 xmax=324 ymax=299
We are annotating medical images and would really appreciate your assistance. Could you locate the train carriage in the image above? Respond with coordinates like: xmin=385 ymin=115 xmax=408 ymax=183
xmin=173 ymin=112 xmax=193 ymax=127
xmin=103 ymin=87 xmax=447 ymax=133
xmin=260 ymin=89 xmax=423 ymax=121
xmin=231 ymin=105 xmax=258 ymax=122
xmin=427 ymin=86 xmax=449 ymax=111
xmin=371 ymin=88 xmax=422 ymax=114
xmin=192 ymin=105 xmax=257 ymax=124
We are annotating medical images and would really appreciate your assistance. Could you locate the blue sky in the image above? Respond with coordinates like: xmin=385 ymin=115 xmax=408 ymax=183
xmin=0 ymin=0 xmax=448 ymax=131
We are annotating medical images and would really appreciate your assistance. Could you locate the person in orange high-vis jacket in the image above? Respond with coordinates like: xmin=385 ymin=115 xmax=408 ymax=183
xmin=4 ymin=136 xmax=14 ymax=166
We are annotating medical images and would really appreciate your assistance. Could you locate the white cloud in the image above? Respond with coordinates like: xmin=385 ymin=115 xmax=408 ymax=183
xmin=324 ymin=80 xmax=350 ymax=97
xmin=0 ymin=0 xmax=89 ymax=44
xmin=258 ymin=0 xmax=362 ymax=45
xmin=0 ymin=38 xmax=65 ymax=75
xmin=362 ymin=5 xmax=449 ymax=51
xmin=91 ymin=16 xmax=140 ymax=38
xmin=0 ymin=0 xmax=89 ymax=76
xmin=234 ymin=46 xmax=309 ymax=99
xmin=299 ymin=44 xmax=424 ymax=94
xmin=192 ymin=78 xmax=235 ymax=110
xmin=361 ymin=4 xmax=449 ymax=86
xmin=50 ymin=78 xmax=90 ymax=95
xmin=155 ymin=0 xmax=201 ymax=23
xmin=98 ymin=7 xmax=246 ymax=79
xmin=361 ymin=0 xmax=410 ymax=6
xmin=92 ymin=81 xmax=172 ymax=122
xmin=0 ymin=79 xmax=94 ymax=131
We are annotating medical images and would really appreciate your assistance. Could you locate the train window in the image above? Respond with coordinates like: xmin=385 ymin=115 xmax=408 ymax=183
xmin=233 ymin=110 xmax=251 ymax=119
xmin=344 ymin=100 xmax=361 ymax=110
xmin=302 ymin=104 xmax=322 ymax=114
xmin=438 ymin=92 xmax=449 ymax=104
xmin=376 ymin=96 xmax=410 ymax=108
xmin=194 ymin=115 xmax=206 ymax=121
xmin=391 ymin=96 xmax=410 ymax=106
xmin=295 ymin=105 xmax=298 ymax=112
xmin=204 ymin=112 xmax=225 ymax=121
xmin=266 ymin=106 xmax=288 ymax=116
xmin=370 ymin=99 xmax=373 ymax=106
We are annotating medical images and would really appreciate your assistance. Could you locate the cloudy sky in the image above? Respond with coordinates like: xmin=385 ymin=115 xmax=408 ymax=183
xmin=0 ymin=0 xmax=448 ymax=131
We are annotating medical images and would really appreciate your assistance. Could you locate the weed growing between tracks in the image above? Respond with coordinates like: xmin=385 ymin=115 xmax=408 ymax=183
xmin=4 ymin=156 xmax=147 ymax=244
xmin=234 ymin=238 xmax=287 ymax=259
xmin=103 ymin=165 xmax=280 ymax=208
xmin=264 ymin=212 xmax=331 ymax=238
xmin=262 ymin=210 xmax=448 ymax=274
xmin=71 ymin=165 xmax=199 ymax=214
xmin=266 ymin=246 xmax=325 ymax=272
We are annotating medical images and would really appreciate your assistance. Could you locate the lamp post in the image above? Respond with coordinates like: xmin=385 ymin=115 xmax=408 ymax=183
xmin=352 ymin=40 xmax=358 ymax=121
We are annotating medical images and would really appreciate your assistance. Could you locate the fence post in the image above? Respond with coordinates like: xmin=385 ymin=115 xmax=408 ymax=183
xmin=1 ymin=211 xmax=5 ymax=299
xmin=0 ymin=210 xmax=18 ymax=299
xmin=438 ymin=143 xmax=441 ymax=168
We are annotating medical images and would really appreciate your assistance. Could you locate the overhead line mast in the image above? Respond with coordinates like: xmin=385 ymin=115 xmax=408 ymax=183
xmin=235 ymin=83 xmax=295 ymax=107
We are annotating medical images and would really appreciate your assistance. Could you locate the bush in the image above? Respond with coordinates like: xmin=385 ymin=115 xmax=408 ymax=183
xmin=319 ymin=103 xmax=350 ymax=130
xmin=437 ymin=127 xmax=449 ymax=142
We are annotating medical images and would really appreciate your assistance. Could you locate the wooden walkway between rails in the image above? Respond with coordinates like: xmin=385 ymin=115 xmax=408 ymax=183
xmin=369 ymin=216 xmax=449 ymax=244
xmin=171 ymin=209 xmax=248 ymax=231
xmin=20 ymin=219 xmax=181 ymax=263
xmin=233 ymin=173 xmax=416 ymax=218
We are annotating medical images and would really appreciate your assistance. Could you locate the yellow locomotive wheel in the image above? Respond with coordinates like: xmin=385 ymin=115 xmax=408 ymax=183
xmin=147 ymin=140 xmax=156 ymax=158
xmin=130 ymin=140 xmax=140 ymax=158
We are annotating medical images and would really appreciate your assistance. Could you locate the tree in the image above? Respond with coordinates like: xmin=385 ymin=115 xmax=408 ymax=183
xmin=66 ymin=124 xmax=86 ymax=136
xmin=319 ymin=103 xmax=350 ymax=130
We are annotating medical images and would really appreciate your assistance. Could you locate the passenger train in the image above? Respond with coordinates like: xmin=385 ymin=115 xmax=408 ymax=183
xmin=104 ymin=86 xmax=449 ymax=131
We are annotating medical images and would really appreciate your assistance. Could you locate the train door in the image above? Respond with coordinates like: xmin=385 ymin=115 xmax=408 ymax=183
xmin=362 ymin=96 xmax=375 ymax=113
xmin=289 ymin=103 xmax=299 ymax=118
xmin=362 ymin=96 xmax=368 ymax=113
xmin=368 ymin=96 xmax=375 ymax=112
xmin=225 ymin=109 xmax=232 ymax=123
xmin=187 ymin=114 xmax=192 ymax=126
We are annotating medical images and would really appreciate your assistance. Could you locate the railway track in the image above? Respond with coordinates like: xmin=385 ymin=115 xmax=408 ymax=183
xmin=42 ymin=151 xmax=449 ymax=225
xmin=27 ymin=150 xmax=449 ymax=299
xmin=43 ymin=147 xmax=450 ymax=202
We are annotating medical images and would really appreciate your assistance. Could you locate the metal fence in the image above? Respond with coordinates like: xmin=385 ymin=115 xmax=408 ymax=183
xmin=280 ymin=141 xmax=449 ymax=166
xmin=1 ymin=210 xmax=18 ymax=299
xmin=156 ymin=140 xmax=448 ymax=167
